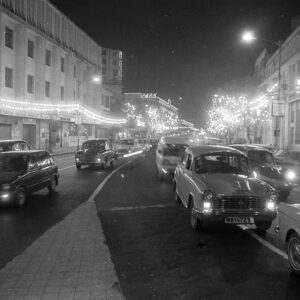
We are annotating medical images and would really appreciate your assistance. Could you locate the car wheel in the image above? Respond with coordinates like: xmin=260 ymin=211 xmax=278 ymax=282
xmin=48 ymin=176 xmax=57 ymax=193
xmin=110 ymin=159 xmax=114 ymax=167
xmin=15 ymin=187 xmax=26 ymax=206
xmin=288 ymin=233 xmax=300 ymax=276
xmin=189 ymin=200 xmax=202 ymax=231
xmin=76 ymin=163 xmax=81 ymax=170
xmin=255 ymin=221 xmax=272 ymax=232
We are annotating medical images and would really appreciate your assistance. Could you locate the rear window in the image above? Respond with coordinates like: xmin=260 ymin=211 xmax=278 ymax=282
xmin=120 ymin=140 xmax=134 ymax=145
xmin=0 ymin=155 xmax=29 ymax=171
xmin=248 ymin=150 xmax=274 ymax=164
xmin=0 ymin=144 xmax=12 ymax=152
xmin=163 ymin=144 xmax=188 ymax=156
xmin=83 ymin=141 xmax=105 ymax=150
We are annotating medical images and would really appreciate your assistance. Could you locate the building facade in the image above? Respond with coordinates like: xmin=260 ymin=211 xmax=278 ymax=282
xmin=253 ymin=19 xmax=300 ymax=155
xmin=123 ymin=92 xmax=179 ymax=138
xmin=0 ymin=0 xmax=125 ymax=153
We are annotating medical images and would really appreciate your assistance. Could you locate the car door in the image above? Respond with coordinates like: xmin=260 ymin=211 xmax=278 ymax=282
xmin=176 ymin=151 xmax=189 ymax=205
xmin=38 ymin=152 xmax=55 ymax=188
xmin=181 ymin=152 xmax=194 ymax=202
xmin=24 ymin=153 xmax=41 ymax=192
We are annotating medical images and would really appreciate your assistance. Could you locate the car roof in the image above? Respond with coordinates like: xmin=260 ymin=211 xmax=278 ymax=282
xmin=159 ymin=136 xmax=190 ymax=145
xmin=0 ymin=150 xmax=50 ymax=155
xmin=0 ymin=139 xmax=29 ymax=144
xmin=83 ymin=138 xmax=109 ymax=143
xmin=189 ymin=145 xmax=246 ymax=156
xmin=230 ymin=144 xmax=272 ymax=153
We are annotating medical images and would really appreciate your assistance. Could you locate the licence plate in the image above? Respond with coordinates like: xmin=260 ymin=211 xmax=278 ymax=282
xmin=225 ymin=217 xmax=254 ymax=224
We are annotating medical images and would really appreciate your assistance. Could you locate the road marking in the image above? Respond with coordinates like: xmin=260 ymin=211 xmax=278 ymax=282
xmin=238 ymin=225 xmax=288 ymax=260
xmin=102 ymin=203 xmax=176 ymax=211
xmin=87 ymin=159 xmax=134 ymax=203
xmin=59 ymin=165 xmax=75 ymax=171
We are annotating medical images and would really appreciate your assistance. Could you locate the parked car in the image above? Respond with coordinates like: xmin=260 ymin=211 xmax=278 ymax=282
xmin=115 ymin=138 xmax=135 ymax=157
xmin=156 ymin=136 xmax=191 ymax=180
xmin=230 ymin=144 xmax=297 ymax=199
xmin=0 ymin=140 xmax=31 ymax=152
xmin=138 ymin=139 xmax=151 ymax=152
xmin=149 ymin=138 xmax=159 ymax=150
xmin=173 ymin=145 xmax=278 ymax=231
xmin=75 ymin=138 xmax=115 ymax=170
xmin=0 ymin=150 xmax=59 ymax=206
xmin=276 ymin=202 xmax=300 ymax=276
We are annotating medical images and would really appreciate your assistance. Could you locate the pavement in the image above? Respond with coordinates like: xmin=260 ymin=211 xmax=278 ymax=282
xmin=0 ymin=201 xmax=124 ymax=299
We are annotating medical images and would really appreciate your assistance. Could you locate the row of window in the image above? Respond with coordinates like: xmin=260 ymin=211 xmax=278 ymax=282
xmin=5 ymin=27 xmax=77 ymax=77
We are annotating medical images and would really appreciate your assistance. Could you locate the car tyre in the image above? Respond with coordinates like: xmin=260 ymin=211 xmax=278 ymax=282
xmin=48 ymin=176 xmax=57 ymax=193
xmin=189 ymin=200 xmax=202 ymax=231
xmin=255 ymin=221 xmax=272 ymax=232
xmin=110 ymin=159 xmax=114 ymax=167
xmin=76 ymin=163 xmax=81 ymax=170
xmin=288 ymin=233 xmax=300 ymax=276
xmin=15 ymin=187 xmax=26 ymax=206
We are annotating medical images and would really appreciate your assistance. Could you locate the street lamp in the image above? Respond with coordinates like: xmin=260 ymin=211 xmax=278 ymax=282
xmin=241 ymin=31 xmax=282 ymax=147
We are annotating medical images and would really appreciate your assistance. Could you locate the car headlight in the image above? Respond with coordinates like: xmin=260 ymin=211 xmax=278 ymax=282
xmin=202 ymin=190 xmax=214 ymax=213
xmin=285 ymin=170 xmax=296 ymax=181
xmin=203 ymin=201 xmax=211 ymax=209
xmin=75 ymin=158 xmax=79 ymax=162
xmin=1 ymin=184 xmax=11 ymax=191
xmin=265 ymin=191 xmax=278 ymax=211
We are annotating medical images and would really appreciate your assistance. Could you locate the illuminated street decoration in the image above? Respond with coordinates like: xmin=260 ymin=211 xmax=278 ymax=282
xmin=0 ymin=98 xmax=127 ymax=125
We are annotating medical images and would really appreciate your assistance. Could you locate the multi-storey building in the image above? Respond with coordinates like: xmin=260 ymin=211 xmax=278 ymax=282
xmin=253 ymin=17 xmax=300 ymax=154
xmin=0 ymin=0 xmax=125 ymax=152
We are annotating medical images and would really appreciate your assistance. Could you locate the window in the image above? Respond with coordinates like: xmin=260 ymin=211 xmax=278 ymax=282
xmin=5 ymin=27 xmax=13 ymax=49
xmin=27 ymin=75 xmax=34 ymax=93
xmin=113 ymin=52 xmax=117 ymax=57
xmin=102 ymin=58 xmax=106 ymax=64
xmin=102 ymin=67 xmax=106 ymax=74
xmin=61 ymin=86 xmax=64 ymax=101
xmin=186 ymin=154 xmax=192 ymax=170
xmin=102 ymin=49 xmax=107 ymax=55
xmin=113 ymin=69 xmax=118 ymax=76
xmin=61 ymin=57 xmax=65 ymax=72
xmin=101 ymin=95 xmax=110 ymax=108
xmin=113 ymin=60 xmax=117 ymax=66
xmin=73 ymin=90 xmax=76 ymax=101
xmin=45 ymin=81 xmax=50 ymax=97
xmin=5 ymin=67 xmax=13 ymax=88
xmin=45 ymin=49 xmax=51 ymax=66
xmin=27 ymin=40 xmax=34 ymax=58
xmin=73 ymin=64 xmax=76 ymax=77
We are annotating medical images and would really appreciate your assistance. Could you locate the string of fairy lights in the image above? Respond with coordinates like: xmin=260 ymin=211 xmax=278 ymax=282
xmin=123 ymin=101 xmax=178 ymax=133
xmin=207 ymin=93 xmax=272 ymax=136
xmin=0 ymin=98 xmax=127 ymax=125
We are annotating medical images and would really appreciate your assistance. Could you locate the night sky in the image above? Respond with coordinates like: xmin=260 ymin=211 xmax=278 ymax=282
xmin=51 ymin=0 xmax=300 ymax=126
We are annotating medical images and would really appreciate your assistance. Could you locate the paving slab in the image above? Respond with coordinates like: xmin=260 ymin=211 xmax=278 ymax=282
xmin=0 ymin=201 xmax=125 ymax=300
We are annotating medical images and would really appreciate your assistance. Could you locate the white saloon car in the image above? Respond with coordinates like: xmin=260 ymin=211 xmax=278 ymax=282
xmin=276 ymin=202 xmax=300 ymax=275
xmin=173 ymin=145 xmax=278 ymax=231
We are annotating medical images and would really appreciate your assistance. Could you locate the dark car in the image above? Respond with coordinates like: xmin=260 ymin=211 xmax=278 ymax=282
xmin=75 ymin=138 xmax=115 ymax=170
xmin=0 ymin=150 xmax=59 ymax=206
xmin=230 ymin=144 xmax=297 ymax=199
xmin=0 ymin=140 xmax=31 ymax=152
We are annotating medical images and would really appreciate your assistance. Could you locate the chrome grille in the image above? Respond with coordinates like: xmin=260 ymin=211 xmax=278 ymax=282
xmin=213 ymin=195 xmax=264 ymax=210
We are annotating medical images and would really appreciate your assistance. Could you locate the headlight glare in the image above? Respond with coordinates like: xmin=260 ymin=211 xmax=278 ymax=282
xmin=203 ymin=201 xmax=211 ymax=209
xmin=266 ymin=200 xmax=276 ymax=211
xmin=286 ymin=170 xmax=296 ymax=181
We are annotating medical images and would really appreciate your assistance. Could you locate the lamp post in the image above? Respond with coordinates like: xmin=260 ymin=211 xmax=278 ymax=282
xmin=242 ymin=31 xmax=282 ymax=147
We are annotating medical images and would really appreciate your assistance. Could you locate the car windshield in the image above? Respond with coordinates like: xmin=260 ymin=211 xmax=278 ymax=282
xmin=83 ymin=142 xmax=105 ymax=150
xmin=120 ymin=140 xmax=134 ymax=145
xmin=248 ymin=150 xmax=274 ymax=165
xmin=163 ymin=144 xmax=188 ymax=156
xmin=0 ymin=155 xmax=28 ymax=172
xmin=195 ymin=153 xmax=249 ymax=174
